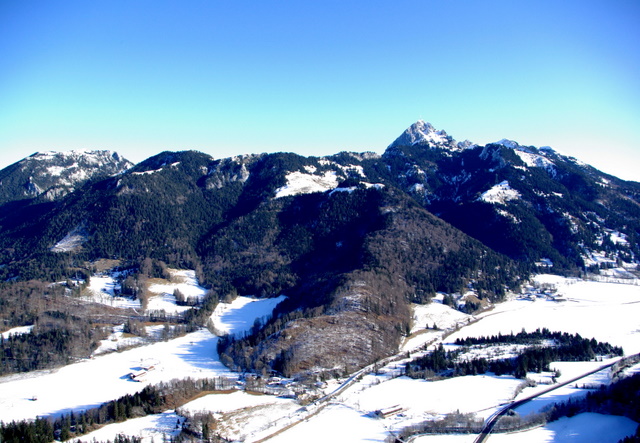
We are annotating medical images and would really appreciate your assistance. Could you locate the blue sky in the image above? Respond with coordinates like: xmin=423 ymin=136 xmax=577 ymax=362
xmin=1 ymin=0 xmax=639 ymax=180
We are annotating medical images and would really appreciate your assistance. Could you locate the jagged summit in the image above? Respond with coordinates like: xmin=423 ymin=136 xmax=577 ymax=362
xmin=388 ymin=120 xmax=470 ymax=151
xmin=493 ymin=139 xmax=520 ymax=150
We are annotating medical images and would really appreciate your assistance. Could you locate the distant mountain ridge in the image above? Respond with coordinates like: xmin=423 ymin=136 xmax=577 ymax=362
xmin=0 ymin=121 xmax=638 ymax=376
xmin=0 ymin=150 xmax=133 ymax=204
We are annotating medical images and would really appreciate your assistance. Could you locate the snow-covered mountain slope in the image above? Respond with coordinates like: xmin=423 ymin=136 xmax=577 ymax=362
xmin=0 ymin=150 xmax=133 ymax=203
xmin=384 ymin=121 xmax=640 ymax=273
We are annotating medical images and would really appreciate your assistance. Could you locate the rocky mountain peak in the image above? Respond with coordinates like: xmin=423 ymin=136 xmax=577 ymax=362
xmin=387 ymin=120 xmax=464 ymax=151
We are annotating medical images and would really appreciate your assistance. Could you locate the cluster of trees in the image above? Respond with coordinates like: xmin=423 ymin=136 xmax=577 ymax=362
xmin=0 ymin=256 xmax=221 ymax=377
xmin=173 ymin=411 xmax=228 ymax=443
xmin=0 ymin=377 xmax=235 ymax=443
xmin=407 ymin=330 xmax=623 ymax=380
xmin=0 ymin=313 xmax=108 ymax=376
xmin=391 ymin=411 xmax=484 ymax=440
xmin=454 ymin=328 xmax=624 ymax=358
xmin=217 ymin=305 xmax=326 ymax=375
xmin=0 ymin=417 xmax=54 ymax=443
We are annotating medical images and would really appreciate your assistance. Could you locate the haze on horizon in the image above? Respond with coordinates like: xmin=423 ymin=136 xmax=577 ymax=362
xmin=1 ymin=0 xmax=639 ymax=181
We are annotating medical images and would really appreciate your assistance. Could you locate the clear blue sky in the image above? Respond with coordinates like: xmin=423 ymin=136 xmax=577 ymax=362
xmin=1 ymin=0 xmax=639 ymax=180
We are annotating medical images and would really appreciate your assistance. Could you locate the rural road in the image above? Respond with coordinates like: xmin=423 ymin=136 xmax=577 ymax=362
xmin=473 ymin=353 xmax=640 ymax=443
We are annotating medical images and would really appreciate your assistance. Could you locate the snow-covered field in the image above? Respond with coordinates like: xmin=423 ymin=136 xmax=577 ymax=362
xmin=1 ymin=274 xmax=638 ymax=442
xmin=74 ymin=411 xmax=184 ymax=443
xmin=447 ymin=276 xmax=640 ymax=354
xmin=413 ymin=413 xmax=638 ymax=443
xmin=344 ymin=374 xmax=522 ymax=422
xmin=182 ymin=391 xmax=301 ymax=441
xmin=146 ymin=269 xmax=208 ymax=314
xmin=0 ymin=329 xmax=230 ymax=423
xmin=270 ymin=403 xmax=389 ymax=443
xmin=81 ymin=274 xmax=140 ymax=309
xmin=488 ymin=413 xmax=638 ymax=443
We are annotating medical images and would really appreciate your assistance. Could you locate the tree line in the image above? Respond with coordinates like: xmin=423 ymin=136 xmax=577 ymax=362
xmin=407 ymin=329 xmax=623 ymax=380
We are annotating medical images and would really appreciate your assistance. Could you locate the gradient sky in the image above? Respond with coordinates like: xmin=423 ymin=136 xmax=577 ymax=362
xmin=1 ymin=1 xmax=639 ymax=180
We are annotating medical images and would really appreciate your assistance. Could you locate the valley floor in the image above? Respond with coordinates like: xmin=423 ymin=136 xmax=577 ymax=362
xmin=1 ymin=274 xmax=639 ymax=442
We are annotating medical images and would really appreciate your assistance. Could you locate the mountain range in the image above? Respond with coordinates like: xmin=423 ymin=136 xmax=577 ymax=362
xmin=0 ymin=121 xmax=638 ymax=376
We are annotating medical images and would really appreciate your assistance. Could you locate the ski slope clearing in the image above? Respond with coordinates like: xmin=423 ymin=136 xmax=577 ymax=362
xmin=403 ymin=300 xmax=471 ymax=350
xmin=274 ymin=170 xmax=339 ymax=198
xmin=210 ymin=295 xmax=286 ymax=336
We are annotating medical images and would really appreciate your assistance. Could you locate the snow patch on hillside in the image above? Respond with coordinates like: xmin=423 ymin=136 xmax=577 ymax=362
xmin=329 ymin=182 xmax=384 ymax=196
xmin=479 ymin=181 xmax=521 ymax=204
xmin=1 ymin=325 xmax=34 ymax=339
xmin=50 ymin=225 xmax=89 ymax=253
xmin=514 ymin=149 xmax=556 ymax=171
xmin=404 ymin=301 xmax=470 ymax=350
xmin=210 ymin=295 xmax=286 ymax=336
xmin=274 ymin=171 xmax=340 ymax=198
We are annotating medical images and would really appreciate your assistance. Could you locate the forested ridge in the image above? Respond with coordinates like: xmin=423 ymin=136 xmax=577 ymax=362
xmin=0 ymin=123 xmax=639 ymax=378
